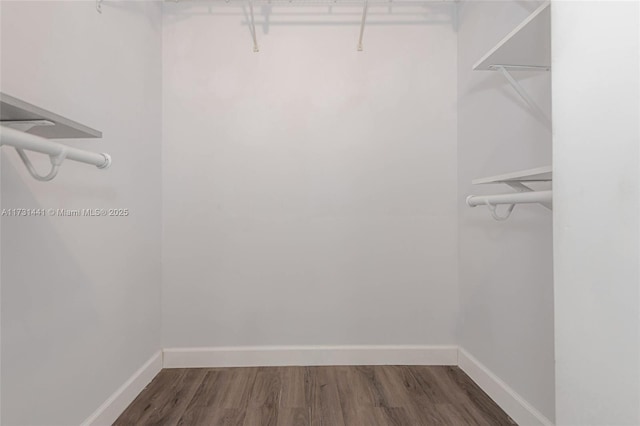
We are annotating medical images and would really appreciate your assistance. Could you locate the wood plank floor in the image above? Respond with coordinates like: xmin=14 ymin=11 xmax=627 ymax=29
xmin=114 ymin=366 xmax=515 ymax=426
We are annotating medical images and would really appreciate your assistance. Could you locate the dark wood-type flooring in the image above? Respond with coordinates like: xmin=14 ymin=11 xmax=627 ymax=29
xmin=114 ymin=366 xmax=515 ymax=425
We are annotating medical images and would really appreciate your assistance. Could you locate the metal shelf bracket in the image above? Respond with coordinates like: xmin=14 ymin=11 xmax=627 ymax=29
xmin=357 ymin=0 xmax=368 ymax=51
xmin=3 ymin=120 xmax=65 ymax=181
xmin=504 ymin=181 xmax=552 ymax=211
xmin=490 ymin=64 xmax=551 ymax=127
xmin=249 ymin=1 xmax=259 ymax=52
xmin=0 ymin=121 xmax=111 ymax=182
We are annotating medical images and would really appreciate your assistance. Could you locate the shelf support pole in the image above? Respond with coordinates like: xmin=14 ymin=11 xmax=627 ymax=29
xmin=493 ymin=65 xmax=551 ymax=128
xmin=357 ymin=0 xmax=368 ymax=51
xmin=249 ymin=1 xmax=259 ymax=52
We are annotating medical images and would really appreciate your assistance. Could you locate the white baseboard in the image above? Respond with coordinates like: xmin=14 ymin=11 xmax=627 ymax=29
xmin=81 ymin=346 xmax=552 ymax=426
xmin=458 ymin=348 xmax=553 ymax=426
xmin=162 ymin=345 xmax=459 ymax=368
xmin=80 ymin=351 xmax=163 ymax=426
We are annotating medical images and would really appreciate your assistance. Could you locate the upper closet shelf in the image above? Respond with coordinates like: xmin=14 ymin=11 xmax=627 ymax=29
xmin=473 ymin=1 xmax=550 ymax=71
xmin=472 ymin=165 xmax=552 ymax=185
xmin=0 ymin=93 xmax=102 ymax=139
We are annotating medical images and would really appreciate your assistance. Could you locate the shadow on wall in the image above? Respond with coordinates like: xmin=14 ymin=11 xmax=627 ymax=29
xmin=163 ymin=2 xmax=457 ymax=51
xmin=1 ymin=157 xmax=105 ymax=423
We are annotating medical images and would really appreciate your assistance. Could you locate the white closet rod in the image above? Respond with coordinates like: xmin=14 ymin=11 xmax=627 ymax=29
xmin=0 ymin=125 xmax=111 ymax=171
xmin=170 ymin=0 xmax=451 ymax=5
xmin=466 ymin=190 xmax=552 ymax=208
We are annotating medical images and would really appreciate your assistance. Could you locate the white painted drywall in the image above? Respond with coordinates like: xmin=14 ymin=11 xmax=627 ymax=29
xmin=0 ymin=2 xmax=163 ymax=424
xmin=161 ymin=3 xmax=459 ymax=348
xmin=553 ymin=2 xmax=640 ymax=424
xmin=457 ymin=1 xmax=554 ymax=422
xmin=0 ymin=3 xmax=3 ymax=422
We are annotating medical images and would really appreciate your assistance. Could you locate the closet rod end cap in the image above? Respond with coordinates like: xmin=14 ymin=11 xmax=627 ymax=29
xmin=465 ymin=195 xmax=475 ymax=207
xmin=98 ymin=153 xmax=111 ymax=169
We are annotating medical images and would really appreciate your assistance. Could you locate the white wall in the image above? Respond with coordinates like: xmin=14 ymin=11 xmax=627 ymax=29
xmin=162 ymin=3 xmax=459 ymax=348
xmin=0 ymin=2 xmax=3 ymax=421
xmin=0 ymin=2 xmax=163 ymax=425
xmin=457 ymin=1 xmax=554 ymax=422
xmin=553 ymin=2 xmax=640 ymax=425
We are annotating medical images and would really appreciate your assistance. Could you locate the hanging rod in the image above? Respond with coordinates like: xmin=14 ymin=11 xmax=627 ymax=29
xmin=466 ymin=190 xmax=552 ymax=221
xmin=0 ymin=125 xmax=111 ymax=181
xmin=168 ymin=0 xmax=454 ymax=6
xmin=466 ymin=190 xmax=552 ymax=208
xmin=167 ymin=0 xmax=453 ymax=51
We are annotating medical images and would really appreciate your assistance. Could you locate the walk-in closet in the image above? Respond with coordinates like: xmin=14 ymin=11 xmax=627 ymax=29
xmin=1 ymin=1 xmax=639 ymax=425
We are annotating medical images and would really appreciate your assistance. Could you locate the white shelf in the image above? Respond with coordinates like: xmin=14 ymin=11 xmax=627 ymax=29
xmin=0 ymin=92 xmax=102 ymax=139
xmin=472 ymin=165 xmax=552 ymax=185
xmin=473 ymin=2 xmax=550 ymax=71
